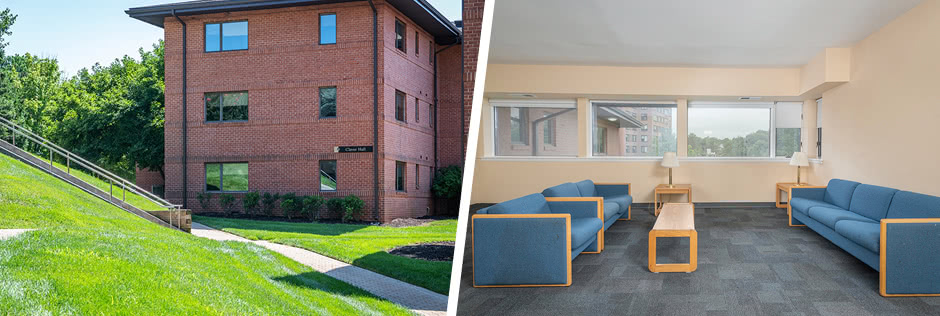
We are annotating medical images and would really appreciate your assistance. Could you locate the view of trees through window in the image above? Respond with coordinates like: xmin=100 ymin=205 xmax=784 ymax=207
xmin=688 ymin=107 xmax=769 ymax=157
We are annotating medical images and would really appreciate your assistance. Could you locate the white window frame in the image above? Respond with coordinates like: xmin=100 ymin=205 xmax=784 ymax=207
xmin=589 ymin=100 xmax=678 ymax=159
xmin=489 ymin=99 xmax=577 ymax=157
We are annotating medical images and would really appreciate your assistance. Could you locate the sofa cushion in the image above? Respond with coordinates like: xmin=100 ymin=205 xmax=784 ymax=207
xmin=823 ymin=179 xmax=861 ymax=210
xmin=605 ymin=194 xmax=633 ymax=216
xmin=849 ymin=184 xmax=898 ymax=221
xmin=570 ymin=217 xmax=603 ymax=250
xmin=789 ymin=197 xmax=840 ymax=216
xmin=542 ymin=183 xmax=583 ymax=198
xmin=487 ymin=193 xmax=552 ymax=215
xmin=574 ymin=180 xmax=598 ymax=197
xmin=886 ymin=191 xmax=940 ymax=219
xmin=834 ymin=220 xmax=881 ymax=253
xmin=603 ymin=201 xmax=621 ymax=222
xmin=808 ymin=206 xmax=876 ymax=229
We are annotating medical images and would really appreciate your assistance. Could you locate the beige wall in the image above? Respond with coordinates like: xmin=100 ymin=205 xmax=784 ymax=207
xmin=809 ymin=0 xmax=940 ymax=196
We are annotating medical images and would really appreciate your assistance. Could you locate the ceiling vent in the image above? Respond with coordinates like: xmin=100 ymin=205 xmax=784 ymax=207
xmin=739 ymin=96 xmax=762 ymax=100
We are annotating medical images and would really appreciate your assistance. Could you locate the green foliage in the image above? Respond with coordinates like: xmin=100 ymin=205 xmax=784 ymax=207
xmin=243 ymin=191 xmax=261 ymax=215
xmin=342 ymin=195 xmax=366 ymax=223
xmin=261 ymin=192 xmax=280 ymax=216
xmin=431 ymin=165 xmax=462 ymax=199
xmin=301 ymin=195 xmax=324 ymax=221
xmin=688 ymin=130 xmax=771 ymax=157
xmin=326 ymin=197 xmax=345 ymax=217
xmin=196 ymin=192 xmax=211 ymax=210
xmin=219 ymin=194 xmax=236 ymax=215
xmin=280 ymin=193 xmax=301 ymax=220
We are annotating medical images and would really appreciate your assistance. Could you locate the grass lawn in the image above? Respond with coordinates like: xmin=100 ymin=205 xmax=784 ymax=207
xmin=0 ymin=154 xmax=412 ymax=315
xmin=194 ymin=216 xmax=456 ymax=295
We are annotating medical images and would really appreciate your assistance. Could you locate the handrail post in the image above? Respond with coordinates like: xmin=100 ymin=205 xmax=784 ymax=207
xmin=109 ymin=179 xmax=113 ymax=202
xmin=49 ymin=146 xmax=53 ymax=169
xmin=67 ymin=153 xmax=70 ymax=174
xmin=122 ymin=181 xmax=126 ymax=202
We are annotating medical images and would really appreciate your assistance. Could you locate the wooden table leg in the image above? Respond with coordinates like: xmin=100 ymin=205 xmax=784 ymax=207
xmin=648 ymin=229 xmax=697 ymax=273
xmin=654 ymin=192 xmax=659 ymax=216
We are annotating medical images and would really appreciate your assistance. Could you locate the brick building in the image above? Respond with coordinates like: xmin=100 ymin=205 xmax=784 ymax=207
xmin=127 ymin=0 xmax=464 ymax=222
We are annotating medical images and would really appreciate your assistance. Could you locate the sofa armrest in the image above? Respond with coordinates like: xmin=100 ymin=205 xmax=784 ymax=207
xmin=790 ymin=186 xmax=826 ymax=201
xmin=595 ymin=183 xmax=632 ymax=220
xmin=471 ymin=214 xmax=572 ymax=287
xmin=545 ymin=197 xmax=604 ymax=253
xmin=879 ymin=218 xmax=940 ymax=296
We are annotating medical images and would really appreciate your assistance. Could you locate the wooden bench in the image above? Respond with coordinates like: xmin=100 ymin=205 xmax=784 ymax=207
xmin=648 ymin=203 xmax=697 ymax=273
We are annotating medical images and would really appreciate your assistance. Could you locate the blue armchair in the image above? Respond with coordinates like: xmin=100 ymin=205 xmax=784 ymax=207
xmin=472 ymin=193 xmax=604 ymax=287
xmin=789 ymin=179 xmax=940 ymax=296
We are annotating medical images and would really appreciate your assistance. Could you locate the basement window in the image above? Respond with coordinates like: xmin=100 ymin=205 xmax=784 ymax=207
xmin=205 ymin=163 xmax=248 ymax=192
xmin=205 ymin=92 xmax=248 ymax=122
xmin=205 ymin=21 xmax=248 ymax=52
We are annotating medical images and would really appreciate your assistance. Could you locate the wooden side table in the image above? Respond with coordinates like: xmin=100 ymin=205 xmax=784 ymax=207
xmin=776 ymin=182 xmax=814 ymax=209
xmin=654 ymin=184 xmax=691 ymax=216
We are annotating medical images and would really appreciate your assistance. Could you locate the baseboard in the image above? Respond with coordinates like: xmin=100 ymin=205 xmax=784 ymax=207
xmin=472 ymin=202 xmax=777 ymax=214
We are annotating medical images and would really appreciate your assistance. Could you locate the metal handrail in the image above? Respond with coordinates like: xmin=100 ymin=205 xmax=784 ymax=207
xmin=0 ymin=116 xmax=180 ymax=210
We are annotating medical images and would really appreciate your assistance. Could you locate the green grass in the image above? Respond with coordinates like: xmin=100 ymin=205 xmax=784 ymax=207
xmin=28 ymin=150 xmax=166 ymax=211
xmin=194 ymin=216 xmax=456 ymax=295
xmin=0 ymin=153 xmax=412 ymax=315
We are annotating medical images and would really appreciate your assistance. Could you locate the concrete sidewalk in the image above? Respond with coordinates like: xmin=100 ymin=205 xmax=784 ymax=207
xmin=0 ymin=229 xmax=34 ymax=240
xmin=190 ymin=222 xmax=447 ymax=316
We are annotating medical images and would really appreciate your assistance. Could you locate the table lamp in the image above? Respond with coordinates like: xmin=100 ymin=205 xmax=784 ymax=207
xmin=661 ymin=152 xmax=679 ymax=187
xmin=789 ymin=152 xmax=809 ymax=185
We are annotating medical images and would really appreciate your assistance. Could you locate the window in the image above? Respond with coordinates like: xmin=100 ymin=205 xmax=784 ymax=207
xmin=632 ymin=146 xmax=637 ymax=153
xmin=817 ymin=99 xmax=823 ymax=158
xmin=415 ymin=165 xmax=420 ymax=189
xmin=205 ymin=163 xmax=248 ymax=192
xmin=415 ymin=31 xmax=419 ymax=56
xmin=642 ymin=146 xmax=648 ymax=153
xmin=415 ymin=97 xmax=420 ymax=122
xmin=428 ymin=40 xmax=433 ymax=64
xmin=395 ymin=161 xmax=406 ymax=191
xmin=205 ymin=21 xmax=248 ymax=52
xmin=592 ymin=101 xmax=677 ymax=157
xmin=688 ymin=102 xmax=771 ymax=157
xmin=593 ymin=127 xmax=607 ymax=155
xmin=319 ymin=87 xmax=336 ymax=118
xmin=205 ymin=91 xmax=248 ymax=122
xmin=320 ymin=160 xmax=337 ymax=191
xmin=509 ymin=108 xmax=528 ymax=144
xmin=395 ymin=19 xmax=406 ymax=52
xmin=492 ymin=100 xmax=578 ymax=156
xmin=395 ymin=90 xmax=406 ymax=122
xmin=775 ymin=102 xmax=802 ymax=157
xmin=320 ymin=14 xmax=336 ymax=44
xmin=543 ymin=118 xmax=555 ymax=145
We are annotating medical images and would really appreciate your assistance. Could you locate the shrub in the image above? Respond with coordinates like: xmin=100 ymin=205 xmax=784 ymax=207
xmin=261 ymin=192 xmax=280 ymax=216
xmin=326 ymin=197 xmax=345 ymax=219
xmin=342 ymin=195 xmax=365 ymax=223
xmin=432 ymin=165 xmax=462 ymax=199
xmin=196 ymin=192 xmax=212 ymax=211
xmin=301 ymin=195 xmax=325 ymax=221
xmin=242 ymin=191 xmax=261 ymax=216
xmin=219 ymin=194 xmax=236 ymax=215
xmin=280 ymin=193 xmax=302 ymax=220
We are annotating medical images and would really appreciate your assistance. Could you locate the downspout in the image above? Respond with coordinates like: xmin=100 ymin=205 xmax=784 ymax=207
xmin=173 ymin=10 xmax=188 ymax=209
xmin=367 ymin=0 xmax=379 ymax=221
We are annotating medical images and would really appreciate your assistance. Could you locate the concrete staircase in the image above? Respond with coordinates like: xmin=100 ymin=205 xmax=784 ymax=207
xmin=0 ymin=118 xmax=189 ymax=232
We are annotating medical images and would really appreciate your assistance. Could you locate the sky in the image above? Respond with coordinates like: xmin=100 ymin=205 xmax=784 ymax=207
xmin=2 ymin=0 xmax=462 ymax=75
xmin=688 ymin=108 xmax=771 ymax=139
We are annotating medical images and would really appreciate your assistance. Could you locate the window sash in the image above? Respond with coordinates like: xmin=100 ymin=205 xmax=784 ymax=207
xmin=319 ymin=87 xmax=337 ymax=118
xmin=319 ymin=160 xmax=337 ymax=191
xmin=591 ymin=101 xmax=678 ymax=158
xmin=395 ymin=161 xmax=405 ymax=191
xmin=206 ymin=162 xmax=248 ymax=192
xmin=206 ymin=21 xmax=248 ymax=52
xmin=319 ymin=14 xmax=337 ymax=45
xmin=206 ymin=92 xmax=248 ymax=122
xmin=395 ymin=90 xmax=406 ymax=122
xmin=395 ymin=20 xmax=406 ymax=51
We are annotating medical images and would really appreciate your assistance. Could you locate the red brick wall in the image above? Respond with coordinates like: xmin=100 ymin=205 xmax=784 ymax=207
xmin=158 ymin=1 xmax=458 ymax=222
xmin=436 ymin=45 xmax=463 ymax=167
xmin=462 ymin=0 xmax=485 ymax=145
xmin=135 ymin=167 xmax=165 ymax=197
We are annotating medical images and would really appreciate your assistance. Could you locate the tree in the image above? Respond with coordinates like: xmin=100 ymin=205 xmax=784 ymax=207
xmin=0 ymin=8 xmax=16 ymax=58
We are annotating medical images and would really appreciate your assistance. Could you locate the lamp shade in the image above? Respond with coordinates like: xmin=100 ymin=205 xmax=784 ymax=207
xmin=661 ymin=152 xmax=679 ymax=168
xmin=789 ymin=152 xmax=809 ymax=167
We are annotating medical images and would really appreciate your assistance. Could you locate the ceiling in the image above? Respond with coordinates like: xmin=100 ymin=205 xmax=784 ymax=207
xmin=489 ymin=0 xmax=922 ymax=67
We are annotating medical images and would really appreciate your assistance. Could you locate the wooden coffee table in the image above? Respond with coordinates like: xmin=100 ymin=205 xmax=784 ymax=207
xmin=648 ymin=203 xmax=697 ymax=273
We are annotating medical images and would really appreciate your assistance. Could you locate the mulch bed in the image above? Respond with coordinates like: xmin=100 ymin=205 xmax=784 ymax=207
xmin=387 ymin=241 xmax=455 ymax=262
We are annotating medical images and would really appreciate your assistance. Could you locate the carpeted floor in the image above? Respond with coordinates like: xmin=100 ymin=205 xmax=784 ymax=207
xmin=456 ymin=207 xmax=940 ymax=315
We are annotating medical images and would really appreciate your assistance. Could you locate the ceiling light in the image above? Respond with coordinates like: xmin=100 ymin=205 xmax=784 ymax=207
xmin=607 ymin=117 xmax=617 ymax=121
xmin=739 ymin=96 xmax=762 ymax=100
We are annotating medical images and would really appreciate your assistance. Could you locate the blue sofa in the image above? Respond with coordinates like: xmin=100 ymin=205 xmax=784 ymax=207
xmin=789 ymin=179 xmax=940 ymax=296
xmin=472 ymin=193 xmax=604 ymax=287
xmin=542 ymin=180 xmax=632 ymax=253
